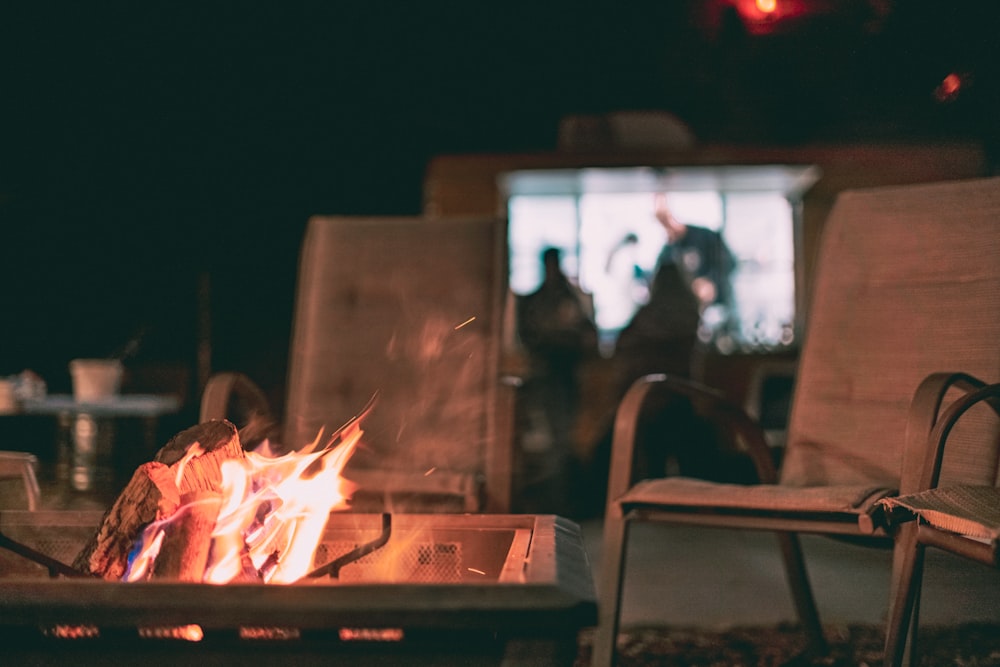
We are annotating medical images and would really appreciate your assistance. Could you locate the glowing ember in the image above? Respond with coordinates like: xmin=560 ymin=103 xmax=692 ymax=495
xmin=339 ymin=627 xmax=405 ymax=642
xmin=44 ymin=625 xmax=100 ymax=639
xmin=138 ymin=624 xmax=204 ymax=642
xmin=124 ymin=401 xmax=372 ymax=584
xmin=239 ymin=626 xmax=301 ymax=641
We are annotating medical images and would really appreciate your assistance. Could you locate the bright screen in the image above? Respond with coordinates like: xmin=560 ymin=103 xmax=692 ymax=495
xmin=506 ymin=166 xmax=809 ymax=356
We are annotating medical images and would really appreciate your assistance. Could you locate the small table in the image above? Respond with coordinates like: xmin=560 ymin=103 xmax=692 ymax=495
xmin=20 ymin=395 xmax=181 ymax=492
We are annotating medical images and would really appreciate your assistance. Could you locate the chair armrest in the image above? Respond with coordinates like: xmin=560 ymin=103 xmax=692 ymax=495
xmin=199 ymin=372 xmax=274 ymax=425
xmin=200 ymin=372 xmax=279 ymax=449
xmin=900 ymin=372 xmax=993 ymax=496
xmin=863 ymin=375 xmax=1000 ymax=534
xmin=605 ymin=374 xmax=776 ymax=511
xmin=922 ymin=380 xmax=1000 ymax=487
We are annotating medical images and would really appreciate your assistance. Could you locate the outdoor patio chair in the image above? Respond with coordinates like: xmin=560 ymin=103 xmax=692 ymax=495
xmin=869 ymin=377 xmax=1000 ymax=667
xmin=590 ymin=176 xmax=1000 ymax=667
xmin=0 ymin=451 xmax=40 ymax=510
xmin=200 ymin=216 xmax=511 ymax=513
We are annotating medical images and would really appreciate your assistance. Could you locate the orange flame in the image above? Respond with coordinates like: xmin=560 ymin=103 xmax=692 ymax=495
xmin=125 ymin=399 xmax=373 ymax=585
xmin=204 ymin=423 xmax=363 ymax=584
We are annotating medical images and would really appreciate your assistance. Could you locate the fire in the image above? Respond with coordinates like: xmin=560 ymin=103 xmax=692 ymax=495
xmin=205 ymin=424 xmax=362 ymax=584
xmin=124 ymin=403 xmax=371 ymax=585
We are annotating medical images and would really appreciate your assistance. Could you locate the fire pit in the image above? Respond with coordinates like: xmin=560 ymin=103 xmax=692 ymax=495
xmin=0 ymin=510 xmax=596 ymax=666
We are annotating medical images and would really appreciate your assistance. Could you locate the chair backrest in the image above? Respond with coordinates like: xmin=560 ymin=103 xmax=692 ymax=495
xmin=781 ymin=177 xmax=1000 ymax=489
xmin=282 ymin=216 xmax=507 ymax=507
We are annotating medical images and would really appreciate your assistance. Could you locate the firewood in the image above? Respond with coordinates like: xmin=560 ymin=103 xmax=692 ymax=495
xmin=150 ymin=490 xmax=222 ymax=581
xmin=72 ymin=420 xmax=245 ymax=580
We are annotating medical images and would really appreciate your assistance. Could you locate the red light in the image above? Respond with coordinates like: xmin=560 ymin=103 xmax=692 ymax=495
xmin=756 ymin=0 xmax=777 ymax=14
xmin=934 ymin=72 xmax=965 ymax=103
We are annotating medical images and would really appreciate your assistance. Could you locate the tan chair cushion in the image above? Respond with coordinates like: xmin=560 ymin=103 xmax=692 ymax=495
xmin=621 ymin=477 xmax=894 ymax=515
xmin=880 ymin=485 xmax=1000 ymax=541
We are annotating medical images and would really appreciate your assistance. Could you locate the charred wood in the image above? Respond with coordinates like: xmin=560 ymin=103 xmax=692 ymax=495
xmin=72 ymin=420 xmax=245 ymax=580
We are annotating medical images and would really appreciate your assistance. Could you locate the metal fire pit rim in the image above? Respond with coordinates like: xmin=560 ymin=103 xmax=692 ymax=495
xmin=0 ymin=579 xmax=596 ymax=631
xmin=0 ymin=509 xmax=559 ymax=530
xmin=0 ymin=513 xmax=596 ymax=631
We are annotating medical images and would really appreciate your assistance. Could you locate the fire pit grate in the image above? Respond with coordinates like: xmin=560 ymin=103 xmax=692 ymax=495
xmin=0 ymin=509 xmax=97 ymax=578
xmin=0 ymin=511 xmax=596 ymax=666
xmin=317 ymin=538 xmax=462 ymax=582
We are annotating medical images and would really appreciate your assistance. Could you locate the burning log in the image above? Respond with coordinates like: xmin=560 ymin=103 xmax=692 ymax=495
xmin=150 ymin=490 xmax=223 ymax=581
xmin=68 ymin=396 xmax=372 ymax=584
xmin=72 ymin=420 xmax=245 ymax=580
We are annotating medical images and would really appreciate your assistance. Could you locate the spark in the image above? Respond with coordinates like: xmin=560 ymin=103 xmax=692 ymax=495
xmin=454 ymin=316 xmax=476 ymax=330
xmin=424 ymin=467 xmax=436 ymax=476
xmin=467 ymin=567 xmax=486 ymax=575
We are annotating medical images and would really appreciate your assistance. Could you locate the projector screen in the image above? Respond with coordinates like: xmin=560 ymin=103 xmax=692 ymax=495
xmin=503 ymin=165 xmax=819 ymax=356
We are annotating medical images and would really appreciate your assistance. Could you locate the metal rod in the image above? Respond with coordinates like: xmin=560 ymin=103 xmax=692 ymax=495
xmin=302 ymin=512 xmax=391 ymax=580
xmin=0 ymin=530 xmax=92 ymax=578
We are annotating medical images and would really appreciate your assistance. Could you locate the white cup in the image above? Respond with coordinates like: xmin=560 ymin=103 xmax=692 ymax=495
xmin=69 ymin=359 xmax=123 ymax=402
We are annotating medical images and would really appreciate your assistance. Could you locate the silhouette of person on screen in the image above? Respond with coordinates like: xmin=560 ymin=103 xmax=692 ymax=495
xmin=515 ymin=247 xmax=598 ymax=515
xmin=652 ymin=192 xmax=736 ymax=313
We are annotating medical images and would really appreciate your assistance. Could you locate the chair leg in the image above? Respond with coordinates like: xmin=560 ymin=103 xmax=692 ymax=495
xmin=590 ymin=508 xmax=630 ymax=667
xmin=903 ymin=571 xmax=922 ymax=667
xmin=883 ymin=522 xmax=924 ymax=667
xmin=776 ymin=531 xmax=828 ymax=655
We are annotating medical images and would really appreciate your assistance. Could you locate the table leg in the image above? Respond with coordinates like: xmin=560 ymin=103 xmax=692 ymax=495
xmin=55 ymin=411 xmax=73 ymax=483
xmin=71 ymin=413 xmax=98 ymax=492
xmin=70 ymin=413 xmax=119 ymax=493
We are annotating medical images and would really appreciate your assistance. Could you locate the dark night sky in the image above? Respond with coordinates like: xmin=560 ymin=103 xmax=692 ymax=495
xmin=2 ymin=2 xmax=998 ymax=405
